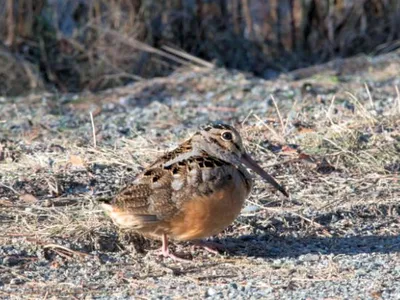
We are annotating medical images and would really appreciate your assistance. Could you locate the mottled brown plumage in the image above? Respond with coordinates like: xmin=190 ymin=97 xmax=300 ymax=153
xmin=102 ymin=123 xmax=288 ymax=261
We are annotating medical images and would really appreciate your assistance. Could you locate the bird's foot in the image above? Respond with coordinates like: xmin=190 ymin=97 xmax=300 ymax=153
xmin=153 ymin=246 xmax=192 ymax=263
xmin=193 ymin=240 xmax=226 ymax=255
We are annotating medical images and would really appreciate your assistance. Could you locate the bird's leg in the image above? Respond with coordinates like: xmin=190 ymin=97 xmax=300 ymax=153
xmin=192 ymin=240 xmax=226 ymax=255
xmin=160 ymin=233 xmax=169 ymax=255
xmin=155 ymin=234 xmax=191 ymax=262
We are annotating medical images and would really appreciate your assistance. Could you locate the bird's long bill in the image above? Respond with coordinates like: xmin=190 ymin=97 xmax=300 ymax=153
xmin=240 ymin=153 xmax=289 ymax=197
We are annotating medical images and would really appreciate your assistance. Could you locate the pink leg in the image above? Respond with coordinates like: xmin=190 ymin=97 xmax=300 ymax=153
xmin=155 ymin=234 xmax=191 ymax=262
xmin=193 ymin=240 xmax=226 ymax=255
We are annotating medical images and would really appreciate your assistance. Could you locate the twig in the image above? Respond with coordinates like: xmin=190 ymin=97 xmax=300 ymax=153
xmin=97 ymin=27 xmax=194 ymax=67
xmin=161 ymin=45 xmax=214 ymax=68
xmin=395 ymin=85 xmax=400 ymax=115
xmin=43 ymin=244 xmax=90 ymax=258
xmin=270 ymin=95 xmax=285 ymax=135
xmin=326 ymin=95 xmax=336 ymax=125
xmin=345 ymin=91 xmax=375 ymax=121
xmin=364 ymin=83 xmax=374 ymax=109
xmin=0 ymin=182 xmax=20 ymax=195
xmin=241 ymin=110 xmax=253 ymax=127
xmin=90 ymin=111 xmax=97 ymax=148
xmin=283 ymin=98 xmax=297 ymax=136
xmin=289 ymin=211 xmax=325 ymax=229
xmin=43 ymin=291 xmax=49 ymax=300
xmin=253 ymin=114 xmax=285 ymax=144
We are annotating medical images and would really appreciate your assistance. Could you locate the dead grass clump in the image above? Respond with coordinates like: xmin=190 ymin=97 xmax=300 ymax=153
xmin=0 ymin=0 xmax=212 ymax=94
xmin=240 ymin=86 xmax=399 ymax=218
xmin=0 ymin=46 xmax=44 ymax=96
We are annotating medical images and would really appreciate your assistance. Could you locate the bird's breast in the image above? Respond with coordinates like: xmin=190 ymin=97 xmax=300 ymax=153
xmin=167 ymin=169 xmax=250 ymax=241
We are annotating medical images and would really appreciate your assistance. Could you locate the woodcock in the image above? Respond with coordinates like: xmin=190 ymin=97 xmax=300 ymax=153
xmin=102 ymin=123 xmax=289 ymax=261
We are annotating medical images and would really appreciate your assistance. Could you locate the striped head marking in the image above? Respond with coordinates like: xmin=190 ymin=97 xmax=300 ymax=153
xmin=194 ymin=122 xmax=289 ymax=197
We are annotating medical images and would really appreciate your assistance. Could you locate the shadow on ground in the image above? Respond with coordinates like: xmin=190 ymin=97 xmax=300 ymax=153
xmin=219 ymin=234 xmax=400 ymax=259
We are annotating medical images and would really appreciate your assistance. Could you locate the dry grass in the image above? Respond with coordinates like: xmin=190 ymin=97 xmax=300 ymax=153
xmin=1 ymin=71 xmax=399 ymax=247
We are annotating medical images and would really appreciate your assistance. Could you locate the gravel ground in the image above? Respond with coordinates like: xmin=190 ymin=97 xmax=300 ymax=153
xmin=0 ymin=50 xmax=399 ymax=299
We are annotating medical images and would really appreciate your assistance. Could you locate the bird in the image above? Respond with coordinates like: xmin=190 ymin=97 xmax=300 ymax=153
xmin=101 ymin=122 xmax=289 ymax=261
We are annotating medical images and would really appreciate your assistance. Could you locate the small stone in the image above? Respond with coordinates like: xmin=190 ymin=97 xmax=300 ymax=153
xmin=10 ymin=278 xmax=24 ymax=285
xmin=3 ymin=256 xmax=21 ymax=266
xmin=229 ymin=282 xmax=238 ymax=289
xmin=263 ymin=287 xmax=273 ymax=294
xmin=207 ymin=288 xmax=216 ymax=296
xmin=41 ymin=199 xmax=53 ymax=207
xmin=242 ymin=205 xmax=260 ymax=213
xmin=272 ymin=259 xmax=283 ymax=268
xmin=299 ymin=254 xmax=319 ymax=262
xmin=245 ymin=281 xmax=254 ymax=290
xmin=356 ymin=269 xmax=367 ymax=277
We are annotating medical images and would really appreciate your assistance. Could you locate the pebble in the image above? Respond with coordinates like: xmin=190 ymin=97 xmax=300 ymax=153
xmin=299 ymin=253 xmax=320 ymax=262
xmin=2 ymin=256 xmax=22 ymax=266
xmin=242 ymin=205 xmax=261 ymax=213
xmin=207 ymin=288 xmax=217 ymax=297
xmin=9 ymin=278 xmax=24 ymax=285
xmin=229 ymin=282 xmax=238 ymax=289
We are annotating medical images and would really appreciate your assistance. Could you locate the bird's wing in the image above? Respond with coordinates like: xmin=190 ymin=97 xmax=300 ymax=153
xmin=106 ymin=152 xmax=237 ymax=228
xmin=110 ymin=166 xmax=178 ymax=222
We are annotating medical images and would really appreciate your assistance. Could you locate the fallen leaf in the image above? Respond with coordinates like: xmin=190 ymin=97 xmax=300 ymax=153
xmin=370 ymin=290 xmax=382 ymax=299
xmin=50 ymin=261 xmax=61 ymax=269
xmin=20 ymin=194 xmax=38 ymax=203
xmin=0 ymin=199 xmax=13 ymax=206
xmin=69 ymin=155 xmax=85 ymax=167
xmin=293 ymin=120 xmax=315 ymax=133
xmin=297 ymin=127 xmax=315 ymax=133
xmin=281 ymin=144 xmax=298 ymax=154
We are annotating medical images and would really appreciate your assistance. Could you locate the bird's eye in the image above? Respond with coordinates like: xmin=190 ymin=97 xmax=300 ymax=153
xmin=221 ymin=131 xmax=233 ymax=141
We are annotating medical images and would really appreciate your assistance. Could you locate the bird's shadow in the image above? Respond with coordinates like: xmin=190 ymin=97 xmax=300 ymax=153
xmin=217 ymin=234 xmax=400 ymax=259
xmin=216 ymin=204 xmax=400 ymax=259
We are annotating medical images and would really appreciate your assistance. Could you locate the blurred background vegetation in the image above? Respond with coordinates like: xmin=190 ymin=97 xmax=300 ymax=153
xmin=0 ymin=0 xmax=399 ymax=95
